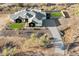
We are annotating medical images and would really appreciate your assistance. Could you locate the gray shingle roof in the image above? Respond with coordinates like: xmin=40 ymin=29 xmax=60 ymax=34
xmin=34 ymin=11 xmax=45 ymax=20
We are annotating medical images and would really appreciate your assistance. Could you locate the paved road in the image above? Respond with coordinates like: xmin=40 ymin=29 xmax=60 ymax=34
xmin=47 ymin=19 xmax=65 ymax=55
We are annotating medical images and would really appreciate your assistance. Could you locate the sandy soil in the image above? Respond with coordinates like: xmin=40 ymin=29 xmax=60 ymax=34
xmin=0 ymin=14 xmax=10 ymax=30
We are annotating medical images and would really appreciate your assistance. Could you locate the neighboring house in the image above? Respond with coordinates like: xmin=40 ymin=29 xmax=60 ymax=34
xmin=10 ymin=9 xmax=46 ymax=27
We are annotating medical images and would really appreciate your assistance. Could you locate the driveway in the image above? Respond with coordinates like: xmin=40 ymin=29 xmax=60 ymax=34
xmin=43 ymin=19 xmax=65 ymax=55
xmin=43 ymin=18 xmax=61 ymax=27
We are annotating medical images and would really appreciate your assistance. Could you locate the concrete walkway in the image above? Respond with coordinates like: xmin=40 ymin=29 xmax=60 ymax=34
xmin=47 ymin=20 xmax=65 ymax=55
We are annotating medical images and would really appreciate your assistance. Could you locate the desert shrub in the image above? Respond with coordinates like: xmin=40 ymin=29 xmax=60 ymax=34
xmin=2 ymin=47 xmax=16 ymax=56
xmin=39 ymin=34 xmax=49 ymax=47
xmin=56 ymin=6 xmax=66 ymax=10
xmin=17 ymin=3 xmax=24 ymax=7
xmin=22 ymin=33 xmax=49 ymax=49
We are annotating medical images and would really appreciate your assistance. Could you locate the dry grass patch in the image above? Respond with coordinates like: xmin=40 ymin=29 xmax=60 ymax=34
xmin=0 ymin=33 xmax=51 ymax=56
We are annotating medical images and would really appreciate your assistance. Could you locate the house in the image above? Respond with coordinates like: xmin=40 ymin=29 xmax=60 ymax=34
xmin=10 ymin=9 xmax=46 ymax=27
